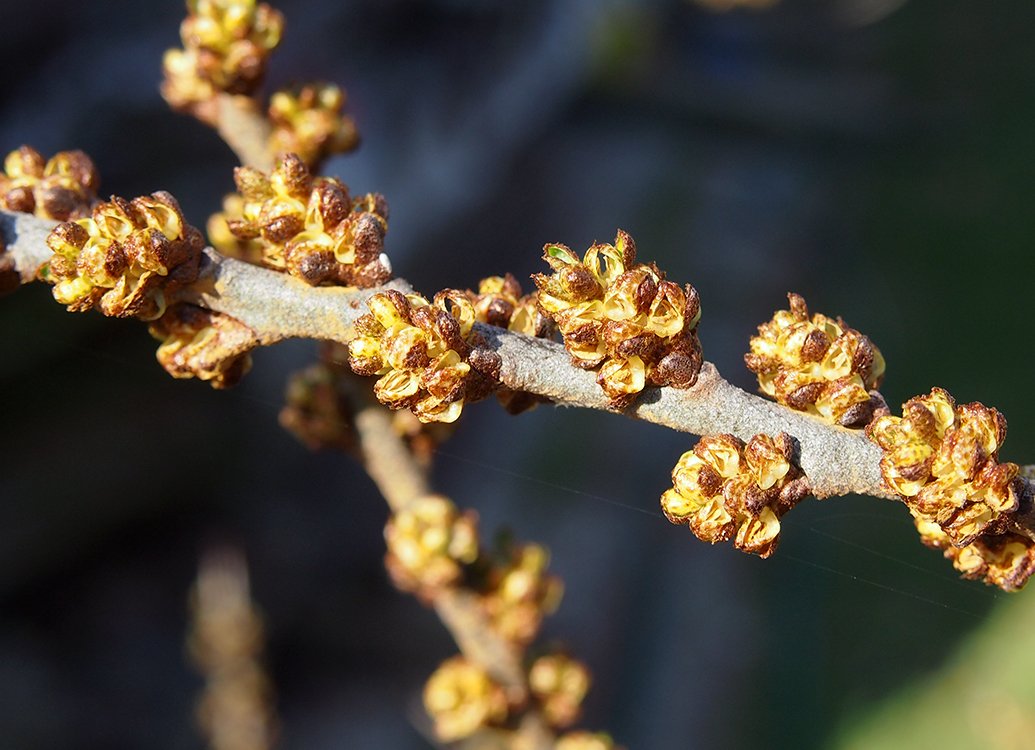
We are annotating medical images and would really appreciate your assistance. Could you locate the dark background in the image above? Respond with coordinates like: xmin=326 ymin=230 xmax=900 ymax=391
xmin=2 ymin=1 xmax=1035 ymax=748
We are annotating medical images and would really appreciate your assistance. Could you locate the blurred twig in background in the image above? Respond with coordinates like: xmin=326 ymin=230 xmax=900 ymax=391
xmin=189 ymin=548 xmax=278 ymax=750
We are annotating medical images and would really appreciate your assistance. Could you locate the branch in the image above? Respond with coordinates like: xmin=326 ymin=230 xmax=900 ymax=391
xmin=346 ymin=382 xmax=554 ymax=749
xmin=349 ymin=397 xmax=529 ymax=688
xmin=5 ymin=207 xmax=1033 ymax=538
xmin=213 ymin=94 xmax=275 ymax=172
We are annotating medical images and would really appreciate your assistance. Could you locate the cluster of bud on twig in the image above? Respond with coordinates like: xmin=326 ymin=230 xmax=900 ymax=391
xmin=3 ymin=0 xmax=1035 ymax=747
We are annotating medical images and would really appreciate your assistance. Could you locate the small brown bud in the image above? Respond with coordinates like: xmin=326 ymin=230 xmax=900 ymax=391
xmin=3 ymin=185 xmax=35 ymax=213
xmin=271 ymin=153 xmax=312 ymax=199
xmin=261 ymin=212 xmax=304 ymax=244
xmin=467 ymin=348 xmax=502 ymax=382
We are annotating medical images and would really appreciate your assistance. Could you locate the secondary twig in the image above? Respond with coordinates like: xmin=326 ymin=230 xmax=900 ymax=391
xmin=214 ymin=94 xmax=275 ymax=172
xmin=347 ymin=385 xmax=552 ymax=749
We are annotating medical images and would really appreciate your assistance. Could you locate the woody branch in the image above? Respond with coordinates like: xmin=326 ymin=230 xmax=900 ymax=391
xmin=7 ymin=206 xmax=1033 ymax=537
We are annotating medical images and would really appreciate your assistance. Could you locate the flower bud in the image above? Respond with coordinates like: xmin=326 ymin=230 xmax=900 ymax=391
xmin=480 ymin=542 xmax=563 ymax=646
xmin=43 ymin=190 xmax=203 ymax=319
xmin=211 ymin=154 xmax=393 ymax=287
xmin=868 ymin=389 xmax=1020 ymax=547
xmin=350 ymin=290 xmax=488 ymax=423
xmin=162 ymin=0 xmax=284 ymax=117
xmin=528 ymin=653 xmax=591 ymax=729
xmin=384 ymin=494 xmax=479 ymax=597
xmin=278 ymin=363 xmax=356 ymax=453
xmin=268 ymin=82 xmax=360 ymax=168
xmin=423 ymin=656 xmax=509 ymax=742
xmin=150 ymin=303 xmax=258 ymax=388
xmin=536 ymin=230 xmax=702 ymax=406
xmin=746 ymin=293 xmax=885 ymax=427
xmin=913 ymin=515 xmax=1035 ymax=592
xmin=0 ymin=146 xmax=98 ymax=220
xmin=662 ymin=432 xmax=808 ymax=558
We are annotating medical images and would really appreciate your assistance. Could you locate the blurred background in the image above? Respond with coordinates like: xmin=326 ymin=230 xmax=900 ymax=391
xmin=2 ymin=0 xmax=1035 ymax=747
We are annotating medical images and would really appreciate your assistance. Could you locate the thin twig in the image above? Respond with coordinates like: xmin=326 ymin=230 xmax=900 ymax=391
xmin=214 ymin=94 xmax=275 ymax=171
xmin=347 ymin=384 xmax=552 ymax=749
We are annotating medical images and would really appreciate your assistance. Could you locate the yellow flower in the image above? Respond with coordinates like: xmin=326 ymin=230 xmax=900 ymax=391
xmin=528 ymin=653 xmax=591 ymax=728
xmin=662 ymin=432 xmax=808 ymax=558
xmin=481 ymin=543 xmax=563 ymax=645
xmin=268 ymin=82 xmax=359 ymax=168
xmin=150 ymin=304 xmax=257 ymax=388
xmin=349 ymin=289 xmax=495 ymax=424
xmin=423 ymin=656 xmax=508 ymax=742
xmin=384 ymin=495 xmax=479 ymax=595
xmin=43 ymin=191 xmax=203 ymax=319
xmin=533 ymin=230 xmax=702 ymax=405
xmin=868 ymin=388 xmax=1019 ymax=547
xmin=214 ymin=154 xmax=391 ymax=286
xmin=745 ymin=293 xmax=885 ymax=427
xmin=0 ymin=146 xmax=98 ymax=220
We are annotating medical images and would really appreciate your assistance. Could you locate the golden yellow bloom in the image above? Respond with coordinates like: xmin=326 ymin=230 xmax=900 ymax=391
xmin=384 ymin=495 xmax=479 ymax=597
xmin=662 ymin=432 xmax=809 ymax=558
xmin=423 ymin=656 xmax=509 ymax=742
xmin=278 ymin=363 xmax=356 ymax=452
xmin=914 ymin=515 xmax=1035 ymax=592
xmin=445 ymin=274 xmax=553 ymax=414
xmin=533 ymin=229 xmax=702 ymax=406
xmin=43 ymin=191 xmax=204 ymax=318
xmin=162 ymin=0 xmax=284 ymax=121
xmin=596 ymin=355 xmax=646 ymax=407
xmin=209 ymin=153 xmax=391 ymax=286
xmin=528 ymin=653 xmax=591 ymax=729
xmin=480 ymin=542 xmax=563 ymax=645
xmin=268 ymin=82 xmax=359 ymax=168
xmin=150 ymin=304 xmax=258 ymax=389
xmin=0 ymin=146 xmax=98 ymax=220
xmin=745 ymin=293 xmax=885 ymax=427
xmin=348 ymin=289 xmax=498 ymax=424
xmin=207 ymin=194 xmax=265 ymax=264
xmin=868 ymin=388 xmax=1019 ymax=546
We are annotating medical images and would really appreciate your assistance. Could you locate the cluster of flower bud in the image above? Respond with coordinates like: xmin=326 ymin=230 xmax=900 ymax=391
xmin=149 ymin=303 xmax=258 ymax=389
xmin=348 ymin=289 xmax=502 ymax=423
xmin=383 ymin=494 xmax=479 ymax=600
xmin=423 ymin=656 xmax=509 ymax=742
xmin=422 ymin=651 xmax=613 ymax=745
xmin=470 ymin=273 xmax=554 ymax=339
xmin=661 ymin=432 xmax=810 ymax=558
xmin=209 ymin=153 xmax=391 ymax=287
xmin=533 ymin=230 xmax=702 ymax=407
xmin=162 ymin=0 xmax=284 ymax=121
xmin=43 ymin=191 xmax=204 ymax=318
xmin=466 ymin=273 xmax=554 ymax=414
xmin=528 ymin=652 xmax=591 ymax=729
xmin=867 ymin=388 xmax=1021 ymax=547
xmin=914 ymin=516 xmax=1035 ymax=592
xmin=745 ymin=293 xmax=886 ymax=428
xmin=268 ymin=83 xmax=359 ymax=168
xmin=479 ymin=541 xmax=564 ymax=646
xmin=0 ymin=146 xmax=98 ymax=221
xmin=382 ymin=493 xmax=562 ymax=645
xmin=278 ymin=361 xmax=356 ymax=453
